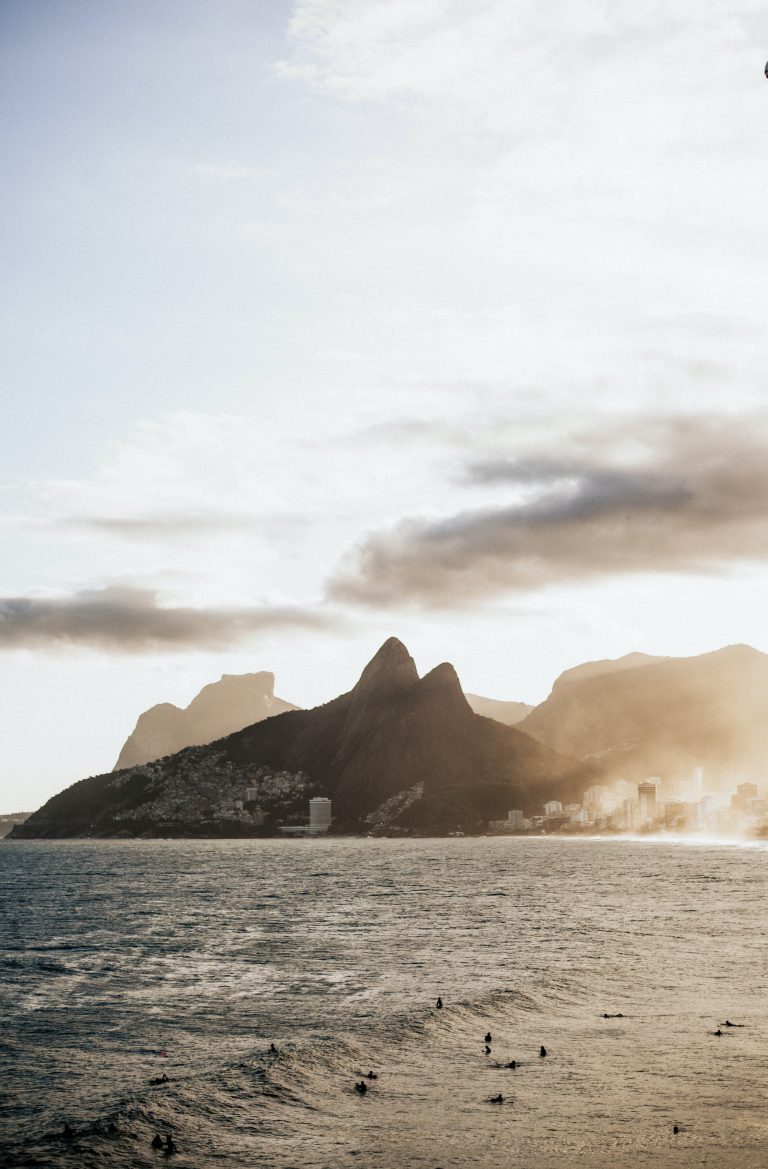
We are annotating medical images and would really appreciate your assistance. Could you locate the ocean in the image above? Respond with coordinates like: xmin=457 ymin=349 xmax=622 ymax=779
xmin=2 ymin=835 xmax=767 ymax=1168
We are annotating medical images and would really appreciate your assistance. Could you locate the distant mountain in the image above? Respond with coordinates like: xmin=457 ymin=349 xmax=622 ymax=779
xmin=14 ymin=639 xmax=599 ymax=838
xmin=549 ymin=652 xmax=665 ymax=693
xmin=114 ymin=672 xmax=298 ymax=770
xmin=465 ymin=694 xmax=533 ymax=726
xmin=518 ymin=644 xmax=768 ymax=787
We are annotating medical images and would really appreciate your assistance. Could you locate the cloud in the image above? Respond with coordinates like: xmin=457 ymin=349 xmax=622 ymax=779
xmin=60 ymin=511 xmax=259 ymax=540
xmin=328 ymin=414 xmax=768 ymax=607
xmin=0 ymin=587 xmax=337 ymax=653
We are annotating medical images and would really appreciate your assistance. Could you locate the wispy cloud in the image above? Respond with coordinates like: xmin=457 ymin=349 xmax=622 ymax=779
xmin=328 ymin=414 xmax=768 ymax=607
xmin=0 ymin=587 xmax=337 ymax=653
xmin=59 ymin=511 xmax=260 ymax=540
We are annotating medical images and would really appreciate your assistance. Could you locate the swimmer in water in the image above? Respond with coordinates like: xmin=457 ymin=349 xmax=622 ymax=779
xmin=507 ymin=1060 xmax=517 ymax=1069
xmin=269 ymin=1043 xmax=278 ymax=1055
xmin=489 ymin=1094 xmax=504 ymax=1104
xmin=436 ymin=997 xmax=443 ymax=1009
xmin=713 ymin=1029 xmax=723 ymax=1036
xmin=484 ymin=1045 xmax=492 ymax=1054
xmin=540 ymin=1046 xmax=547 ymax=1057
xmin=62 ymin=1123 xmax=74 ymax=1140
xmin=164 ymin=1133 xmax=177 ymax=1155
xmin=151 ymin=1134 xmax=164 ymax=1149
xmin=365 ymin=1071 xmax=378 ymax=1080
xmin=485 ymin=1032 xmax=492 ymax=1043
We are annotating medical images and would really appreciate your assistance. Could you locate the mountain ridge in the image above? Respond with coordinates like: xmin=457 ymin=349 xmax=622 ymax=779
xmin=114 ymin=671 xmax=298 ymax=770
xmin=15 ymin=638 xmax=599 ymax=838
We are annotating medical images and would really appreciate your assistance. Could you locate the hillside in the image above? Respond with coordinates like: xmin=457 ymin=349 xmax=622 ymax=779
xmin=518 ymin=644 xmax=768 ymax=787
xmin=465 ymin=694 xmax=533 ymax=725
xmin=14 ymin=639 xmax=599 ymax=838
xmin=114 ymin=671 xmax=297 ymax=769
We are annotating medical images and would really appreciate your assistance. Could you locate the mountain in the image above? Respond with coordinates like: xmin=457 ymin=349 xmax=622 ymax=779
xmin=548 ymin=652 xmax=665 ymax=693
xmin=14 ymin=638 xmax=599 ymax=838
xmin=465 ymin=694 xmax=533 ymax=726
xmin=518 ymin=644 xmax=768 ymax=787
xmin=114 ymin=672 xmax=298 ymax=770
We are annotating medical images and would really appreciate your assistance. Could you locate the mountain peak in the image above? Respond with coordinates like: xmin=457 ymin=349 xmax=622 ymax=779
xmin=418 ymin=661 xmax=472 ymax=715
xmin=352 ymin=638 xmax=419 ymax=698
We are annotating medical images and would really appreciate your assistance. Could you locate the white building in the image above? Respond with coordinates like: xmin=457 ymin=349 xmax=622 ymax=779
xmin=309 ymin=797 xmax=332 ymax=833
xmin=544 ymin=800 xmax=563 ymax=816
xmin=507 ymin=809 xmax=526 ymax=829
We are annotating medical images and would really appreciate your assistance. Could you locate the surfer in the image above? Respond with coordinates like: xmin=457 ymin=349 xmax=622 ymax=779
xmin=507 ymin=1060 xmax=517 ymax=1069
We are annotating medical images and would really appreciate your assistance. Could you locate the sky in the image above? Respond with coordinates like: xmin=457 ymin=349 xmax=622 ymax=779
xmin=2 ymin=0 xmax=768 ymax=810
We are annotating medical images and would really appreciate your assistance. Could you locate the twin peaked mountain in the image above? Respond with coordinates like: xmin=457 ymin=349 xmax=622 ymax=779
xmin=16 ymin=638 xmax=595 ymax=837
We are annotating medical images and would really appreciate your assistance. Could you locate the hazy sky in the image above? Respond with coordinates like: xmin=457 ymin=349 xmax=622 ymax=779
xmin=2 ymin=0 xmax=768 ymax=809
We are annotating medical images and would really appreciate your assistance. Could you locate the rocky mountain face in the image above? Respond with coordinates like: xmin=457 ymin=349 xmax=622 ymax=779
xmin=465 ymin=694 xmax=533 ymax=726
xmin=14 ymin=638 xmax=598 ymax=838
xmin=518 ymin=644 xmax=768 ymax=786
xmin=114 ymin=672 xmax=297 ymax=770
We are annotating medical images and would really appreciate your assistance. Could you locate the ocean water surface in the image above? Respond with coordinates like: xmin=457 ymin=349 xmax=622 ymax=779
xmin=2 ymin=836 xmax=767 ymax=1168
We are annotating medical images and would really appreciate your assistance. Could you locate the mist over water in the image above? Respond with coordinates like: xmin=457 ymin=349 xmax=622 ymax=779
xmin=2 ymin=837 xmax=768 ymax=1168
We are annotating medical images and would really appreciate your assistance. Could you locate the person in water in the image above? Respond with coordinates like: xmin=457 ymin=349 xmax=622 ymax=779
xmin=365 ymin=1071 xmax=378 ymax=1080
xmin=489 ymin=1094 xmax=504 ymax=1104
xmin=151 ymin=1134 xmax=164 ymax=1149
xmin=62 ymin=1123 xmax=74 ymax=1140
xmin=484 ymin=1045 xmax=492 ymax=1054
xmin=269 ymin=1043 xmax=278 ymax=1054
xmin=164 ymin=1134 xmax=177 ymax=1155
xmin=485 ymin=1032 xmax=492 ymax=1043
xmin=540 ymin=1046 xmax=547 ymax=1057
xmin=436 ymin=997 xmax=443 ymax=1009
xmin=507 ymin=1060 xmax=517 ymax=1069
xmin=355 ymin=1080 xmax=367 ymax=1094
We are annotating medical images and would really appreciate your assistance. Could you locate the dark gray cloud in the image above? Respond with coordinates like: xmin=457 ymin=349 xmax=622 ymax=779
xmin=0 ymin=587 xmax=336 ymax=652
xmin=328 ymin=414 xmax=768 ymax=607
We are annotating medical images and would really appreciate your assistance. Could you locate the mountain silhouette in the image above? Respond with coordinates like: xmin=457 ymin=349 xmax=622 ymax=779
xmin=465 ymin=694 xmax=533 ymax=725
xmin=114 ymin=672 xmax=297 ymax=770
xmin=518 ymin=644 xmax=768 ymax=787
xmin=14 ymin=638 xmax=597 ymax=837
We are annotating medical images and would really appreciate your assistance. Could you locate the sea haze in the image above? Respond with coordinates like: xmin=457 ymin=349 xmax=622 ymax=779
xmin=2 ymin=837 xmax=767 ymax=1168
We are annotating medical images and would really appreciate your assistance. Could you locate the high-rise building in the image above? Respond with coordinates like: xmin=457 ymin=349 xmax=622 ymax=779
xmin=309 ymin=797 xmax=332 ymax=833
xmin=637 ymin=782 xmax=657 ymax=827
xmin=544 ymin=800 xmax=563 ymax=817
xmin=731 ymin=783 xmax=758 ymax=815
xmin=507 ymin=810 xmax=525 ymax=829
xmin=693 ymin=766 xmax=704 ymax=799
